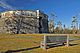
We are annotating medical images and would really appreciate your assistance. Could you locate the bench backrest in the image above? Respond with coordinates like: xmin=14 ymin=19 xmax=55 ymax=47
xmin=46 ymin=36 xmax=67 ymax=43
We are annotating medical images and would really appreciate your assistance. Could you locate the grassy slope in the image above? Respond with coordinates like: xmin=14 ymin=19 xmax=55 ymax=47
xmin=0 ymin=34 xmax=80 ymax=53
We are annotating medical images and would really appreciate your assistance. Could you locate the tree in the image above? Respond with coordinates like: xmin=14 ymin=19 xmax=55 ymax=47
xmin=63 ymin=24 xmax=66 ymax=34
xmin=54 ymin=21 xmax=62 ymax=34
xmin=71 ymin=16 xmax=78 ymax=34
xmin=49 ymin=20 xmax=54 ymax=33
xmin=48 ymin=11 xmax=57 ymax=33
xmin=57 ymin=21 xmax=62 ymax=30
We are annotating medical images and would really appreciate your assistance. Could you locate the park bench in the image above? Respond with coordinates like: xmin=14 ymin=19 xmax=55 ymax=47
xmin=40 ymin=35 xmax=69 ymax=49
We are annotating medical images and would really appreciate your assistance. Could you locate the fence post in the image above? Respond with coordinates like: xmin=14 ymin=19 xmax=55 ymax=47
xmin=66 ymin=35 xmax=69 ymax=47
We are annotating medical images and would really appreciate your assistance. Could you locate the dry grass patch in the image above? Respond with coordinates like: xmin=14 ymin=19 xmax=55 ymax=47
xmin=0 ymin=34 xmax=80 ymax=53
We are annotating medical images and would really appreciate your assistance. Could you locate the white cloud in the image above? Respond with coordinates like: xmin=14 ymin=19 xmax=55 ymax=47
xmin=0 ymin=0 xmax=15 ymax=10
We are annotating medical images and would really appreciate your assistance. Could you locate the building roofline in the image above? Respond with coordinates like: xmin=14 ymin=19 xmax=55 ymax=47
xmin=0 ymin=9 xmax=48 ymax=17
xmin=0 ymin=10 xmax=37 ymax=13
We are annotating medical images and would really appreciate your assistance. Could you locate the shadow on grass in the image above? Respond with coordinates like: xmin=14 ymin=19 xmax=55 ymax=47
xmin=3 ymin=46 xmax=40 ymax=53
xmin=1 ymin=44 xmax=78 ymax=53
xmin=46 ymin=43 xmax=78 ymax=49
xmin=46 ymin=44 xmax=65 ymax=49
xmin=69 ymin=44 xmax=78 ymax=46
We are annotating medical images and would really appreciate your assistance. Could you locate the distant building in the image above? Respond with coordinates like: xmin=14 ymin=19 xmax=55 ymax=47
xmin=0 ymin=10 xmax=48 ymax=34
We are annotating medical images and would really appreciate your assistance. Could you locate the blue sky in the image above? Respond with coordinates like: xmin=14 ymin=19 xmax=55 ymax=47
xmin=0 ymin=0 xmax=80 ymax=28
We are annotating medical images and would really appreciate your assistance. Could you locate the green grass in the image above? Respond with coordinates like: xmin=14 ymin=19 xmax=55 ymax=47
xmin=0 ymin=34 xmax=80 ymax=53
